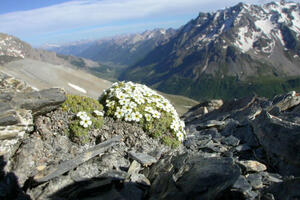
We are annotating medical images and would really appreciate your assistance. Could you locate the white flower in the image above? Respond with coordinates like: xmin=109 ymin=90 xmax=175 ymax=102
xmin=129 ymin=101 xmax=137 ymax=108
xmin=93 ymin=110 xmax=104 ymax=117
xmin=146 ymin=98 xmax=154 ymax=103
xmin=114 ymin=108 xmax=124 ymax=119
xmin=116 ymin=92 xmax=127 ymax=100
xmin=77 ymin=111 xmax=88 ymax=119
xmin=119 ymin=98 xmax=128 ymax=105
xmin=152 ymin=111 xmax=161 ymax=119
xmin=176 ymin=131 xmax=184 ymax=142
xmin=135 ymin=97 xmax=145 ymax=105
xmin=144 ymin=113 xmax=152 ymax=122
xmin=106 ymin=100 xmax=115 ymax=108
xmin=156 ymin=102 xmax=164 ymax=109
xmin=125 ymin=113 xmax=133 ymax=122
xmin=123 ymin=86 xmax=132 ymax=93
xmin=112 ymin=82 xmax=119 ymax=87
xmin=132 ymin=111 xmax=142 ymax=122
xmin=122 ymin=104 xmax=132 ymax=113
xmin=145 ymin=106 xmax=153 ymax=113
xmin=170 ymin=120 xmax=179 ymax=131
xmin=80 ymin=118 xmax=92 ymax=128
xmin=180 ymin=120 xmax=185 ymax=128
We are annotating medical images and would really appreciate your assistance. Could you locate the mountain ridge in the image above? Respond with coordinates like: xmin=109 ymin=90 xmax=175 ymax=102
xmin=45 ymin=28 xmax=177 ymax=66
xmin=120 ymin=1 xmax=300 ymax=100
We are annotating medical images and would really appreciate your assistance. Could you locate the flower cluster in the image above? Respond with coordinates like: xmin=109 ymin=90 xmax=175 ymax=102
xmin=99 ymin=81 xmax=186 ymax=142
xmin=76 ymin=110 xmax=104 ymax=128
xmin=76 ymin=111 xmax=92 ymax=128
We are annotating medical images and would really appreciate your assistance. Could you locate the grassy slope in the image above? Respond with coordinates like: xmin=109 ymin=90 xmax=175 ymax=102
xmin=159 ymin=92 xmax=199 ymax=116
xmin=155 ymin=74 xmax=300 ymax=101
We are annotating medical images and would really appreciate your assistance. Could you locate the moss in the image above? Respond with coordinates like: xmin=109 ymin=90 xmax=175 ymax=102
xmin=61 ymin=94 xmax=104 ymax=144
xmin=162 ymin=136 xmax=180 ymax=149
xmin=62 ymin=94 xmax=104 ymax=113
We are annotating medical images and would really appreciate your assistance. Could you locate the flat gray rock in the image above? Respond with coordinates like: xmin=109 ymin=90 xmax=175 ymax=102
xmin=35 ymin=136 xmax=122 ymax=183
xmin=232 ymin=175 xmax=252 ymax=192
xmin=11 ymin=88 xmax=66 ymax=116
xmin=128 ymin=151 xmax=157 ymax=167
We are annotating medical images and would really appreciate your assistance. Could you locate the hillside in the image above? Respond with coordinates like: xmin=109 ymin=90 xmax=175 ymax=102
xmin=120 ymin=1 xmax=300 ymax=100
xmin=0 ymin=59 xmax=112 ymax=98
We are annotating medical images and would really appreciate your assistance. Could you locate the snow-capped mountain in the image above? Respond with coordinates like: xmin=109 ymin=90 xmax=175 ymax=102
xmin=46 ymin=28 xmax=176 ymax=66
xmin=121 ymin=1 xmax=300 ymax=100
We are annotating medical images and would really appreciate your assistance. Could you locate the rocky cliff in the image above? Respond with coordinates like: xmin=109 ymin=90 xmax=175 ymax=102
xmin=1 ymin=72 xmax=299 ymax=200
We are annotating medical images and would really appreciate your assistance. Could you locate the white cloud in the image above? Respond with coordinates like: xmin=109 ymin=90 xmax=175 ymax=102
xmin=0 ymin=0 xmax=298 ymax=45
xmin=0 ymin=0 xmax=210 ymax=34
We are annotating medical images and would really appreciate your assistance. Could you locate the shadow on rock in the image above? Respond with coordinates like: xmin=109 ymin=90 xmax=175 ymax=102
xmin=262 ymin=178 xmax=300 ymax=200
xmin=48 ymin=175 xmax=148 ymax=200
xmin=0 ymin=156 xmax=31 ymax=200
xmin=146 ymin=155 xmax=241 ymax=200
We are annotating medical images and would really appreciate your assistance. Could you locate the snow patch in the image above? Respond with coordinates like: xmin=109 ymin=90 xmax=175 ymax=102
xmin=255 ymin=19 xmax=274 ymax=36
xmin=235 ymin=26 xmax=260 ymax=53
xmin=274 ymin=31 xmax=285 ymax=46
xmin=160 ymin=30 xmax=166 ymax=35
xmin=68 ymin=83 xmax=87 ymax=94
xmin=291 ymin=11 xmax=300 ymax=34
xmin=31 ymin=86 xmax=39 ymax=91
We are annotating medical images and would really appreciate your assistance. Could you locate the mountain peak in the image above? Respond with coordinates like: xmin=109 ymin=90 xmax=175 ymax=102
xmin=0 ymin=33 xmax=27 ymax=59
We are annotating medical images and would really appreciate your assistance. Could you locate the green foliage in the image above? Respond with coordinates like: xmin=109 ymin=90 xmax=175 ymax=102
xmin=155 ymin=74 xmax=300 ymax=101
xmin=61 ymin=94 xmax=104 ymax=144
xmin=99 ymin=81 xmax=186 ymax=147
xmin=62 ymin=94 xmax=103 ymax=113
xmin=162 ymin=136 xmax=180 ymax=149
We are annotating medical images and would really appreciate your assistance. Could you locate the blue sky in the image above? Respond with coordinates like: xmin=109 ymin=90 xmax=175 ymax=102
xmin=0 ymin=0 xmax=299 ymax=46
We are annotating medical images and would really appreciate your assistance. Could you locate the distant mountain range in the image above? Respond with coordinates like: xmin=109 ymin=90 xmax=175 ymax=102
xmin=45 ymin=28 xmax=176 ymax=67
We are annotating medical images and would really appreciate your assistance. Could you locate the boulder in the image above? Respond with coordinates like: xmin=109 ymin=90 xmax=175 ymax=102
xmin=147 ymin=155 xmax=240 ymax=200
xmin=252 ymin=111 xmax=300 ymax=176
xmin=10 ymin=88 xmax=66 ymax=116
xmin=183 ymin=99 xmax=223 ymax=123
xmin=271 ymin=91 xmax=300 ymax=112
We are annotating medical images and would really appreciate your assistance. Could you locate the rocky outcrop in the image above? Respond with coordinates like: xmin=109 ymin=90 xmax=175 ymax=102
xmin=1 ymin=72 xmax=299 ymax=200
xmin=146 ymin=155 xmax=240 ymax=200
xmin=252 ymin=108 xmax=300 ymax=175
xmin=0 ymin=72 xmax=66 ymax=172
xmin=183 ymin=91 xmax=300 ymax=199
xmin=182 ymin=99 xmax=223 ymax=123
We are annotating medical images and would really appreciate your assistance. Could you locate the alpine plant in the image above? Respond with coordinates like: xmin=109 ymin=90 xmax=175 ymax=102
xmin=99 ymin=81 xmax=186 ymax=143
